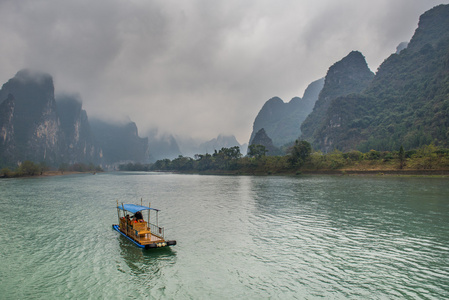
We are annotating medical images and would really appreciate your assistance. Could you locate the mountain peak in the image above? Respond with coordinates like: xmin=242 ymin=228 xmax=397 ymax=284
xmin=408 ymin=4 xmax=449 ymax=51
xmin=301 ymin=51 xmax=374 ymax=144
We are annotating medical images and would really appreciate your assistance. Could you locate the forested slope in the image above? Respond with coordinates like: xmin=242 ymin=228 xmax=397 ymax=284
xmin=314 ymin=4 xmax=449 ymax=152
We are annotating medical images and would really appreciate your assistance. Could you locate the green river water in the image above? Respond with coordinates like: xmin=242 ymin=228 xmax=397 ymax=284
xmin=0 ymin=173 xmax=448 ymax=299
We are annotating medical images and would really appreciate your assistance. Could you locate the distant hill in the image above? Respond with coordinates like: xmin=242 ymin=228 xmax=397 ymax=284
xmin=314 ymin=4 xmax=449 ymax=152
xmin=176 ymin=134 xmax=244 ymax=157
xmin=146 ymin=128 xmax=182 ymax=162
xmin=90 ymin=119 xmax=149 ymax=166
xmin=248 ymin=5 xmax=449 ymax=154
xmin=249 ymin=78 xmax=324 ymax=147
xmin=0 ymin=69 xmax=149 ymax=168
xmin=250 ymin=128 xmax=281 ymax=156
xmin=200 ymin=134 xmax=241 ymax=154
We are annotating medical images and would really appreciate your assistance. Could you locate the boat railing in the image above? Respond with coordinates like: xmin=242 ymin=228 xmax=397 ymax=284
xmin=149 ymin=222 xmax=164 ymax=238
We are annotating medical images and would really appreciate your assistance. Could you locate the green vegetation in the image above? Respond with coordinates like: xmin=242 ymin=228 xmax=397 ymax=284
xmin=314 ymin=6 xmax=449 ymax=152
xmin=0 ymin=161 xmax=103 ymax=178
xmin=118 ymin=143 xmax=449 ymax=175
xmin=247 ymin=144 xmax=268 ymax=159
xmin=301 ymin=51 xmax=374 ymax=148
xmin=288 ymin=140 xmax=312 ymax=168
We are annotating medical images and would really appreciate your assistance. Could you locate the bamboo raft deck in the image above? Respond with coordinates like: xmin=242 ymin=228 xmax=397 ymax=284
xmin=118 ymin=218 xmax=165 ymax=245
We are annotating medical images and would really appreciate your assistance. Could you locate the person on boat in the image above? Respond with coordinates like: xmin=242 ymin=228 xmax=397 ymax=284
xmin=134 ymin=211 xmax=143 ymax=222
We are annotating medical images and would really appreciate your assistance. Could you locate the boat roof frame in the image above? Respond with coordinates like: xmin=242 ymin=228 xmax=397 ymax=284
xmin=117 ymin=203 xmax=160 ymax=214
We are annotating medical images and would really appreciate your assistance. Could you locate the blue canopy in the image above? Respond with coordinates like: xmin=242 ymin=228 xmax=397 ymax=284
xmin=117 ymin=204 xmax=160 ymax=213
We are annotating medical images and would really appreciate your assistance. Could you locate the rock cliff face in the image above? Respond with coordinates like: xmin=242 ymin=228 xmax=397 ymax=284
xmin=0 ymin=70 xmax=63 ymax=164
xmin=300 ymin=51 xmax=374 ymax=151
xmin=0 ymin=94 xmax=16 ymax=164
xmin=0 ymin=69 xmax=144 ymax=167
xmin=56 ymin=95 xmax=102 ymax=164
xmin=249 ymin=78 xmax=324 ymax=147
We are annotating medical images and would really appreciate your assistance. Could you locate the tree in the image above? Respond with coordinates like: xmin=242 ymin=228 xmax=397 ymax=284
xmin=288 ymin=140 xmax=312 ymax=168
xmin=171 ymin=155 xmax=194 ymax=170
xmin=398 ymin=145 xmax=405 ymax=169
xmin=0 ymin=168 xmax=12 ymax=178
xmin=222 ymin=146 xmax=242 ymax=160
xmin=196 ymin=153 xmax=213 ymax=170
xmin=58 ymin=163 xmax=69 ymax=174
xmin=17 ymin=161 xmax=40 ymax=176
xmin=248 ymin=144 xmax=268 ymax=159
xmin=38 ymin=161 xmax=50 ymax=175
xmin=152 ymin=159 xmax=171 ymax=170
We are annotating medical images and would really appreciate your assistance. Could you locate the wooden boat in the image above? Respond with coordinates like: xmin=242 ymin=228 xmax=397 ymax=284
xmin=112 ymin=201 xmax=176 ymax=249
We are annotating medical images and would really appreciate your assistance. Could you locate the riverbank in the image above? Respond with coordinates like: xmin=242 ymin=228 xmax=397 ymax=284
xmin=40 ymin=170 xmax=98 ymax=177
xmin=180 ymin=168 xmax=449 ymax=177
xmin=0 ymin=170 xmax=100 ymax=179
xmin=0 ymin=160 xmax=103 ymax=178
xmin=304 ymin=169 xmax=449 ymax=176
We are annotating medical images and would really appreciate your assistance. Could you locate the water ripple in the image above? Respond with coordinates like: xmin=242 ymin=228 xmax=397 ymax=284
xmin=1 ymin=174 xmax=448 ymax=299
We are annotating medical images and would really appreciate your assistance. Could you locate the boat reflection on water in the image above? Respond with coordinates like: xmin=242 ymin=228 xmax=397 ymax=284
xmin=117 ymin=235 xmax=177 ymax=281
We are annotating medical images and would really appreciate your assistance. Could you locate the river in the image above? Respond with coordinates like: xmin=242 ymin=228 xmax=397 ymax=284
xmin=1 ymin=173 xmax=448 ymax=299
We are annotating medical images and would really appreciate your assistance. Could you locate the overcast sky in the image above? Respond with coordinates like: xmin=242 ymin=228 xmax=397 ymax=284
xmin=0 ymin=0 xmax=448 ymax=144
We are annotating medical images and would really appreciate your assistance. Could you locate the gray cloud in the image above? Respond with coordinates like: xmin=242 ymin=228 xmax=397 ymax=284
xmin=0 ymin=0 xmax=447 ymax=143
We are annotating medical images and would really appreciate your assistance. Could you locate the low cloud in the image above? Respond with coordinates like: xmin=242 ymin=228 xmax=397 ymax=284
xmin=0 ymin=0 xmax=447 ymax=143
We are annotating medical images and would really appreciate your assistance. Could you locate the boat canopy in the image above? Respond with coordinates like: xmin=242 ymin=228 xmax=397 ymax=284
xmin=117 ymin=204 xmax=160 ymax=214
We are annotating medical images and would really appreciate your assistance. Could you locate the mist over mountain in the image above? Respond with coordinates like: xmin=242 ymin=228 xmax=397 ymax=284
xmin=200 ymin=134 xmax=241 ymax=154
xmin=0 ymin=69 xmax=244 ymax=167
xmin=56 ymin=94 xmax=101 ymax=164
xmin=177 ymin=134 xmax=246 ymax=158
xmin=249 ymin=78 xmax=324 ymax=147
xmin=396 ymin=42 xmax=409 ymax=54
xmin=0 ymin=70 xmax=103 ymax=166
xmin=246 ymin=5 xmax=449 ymax=154
xmin=1 ymin=4 xmax=448 ymax=168
xmin=0 ymin=70 xmax=148 ymax=167
xmin=312 ymin=4 xmax=449 ymax=152
xmin=89 ymin=119 xmax=149 ymax=167
xmin=146 ymin=128 xmax=182 ymax=162
xmin=175 ymin=136 xmax=204 ymax=159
